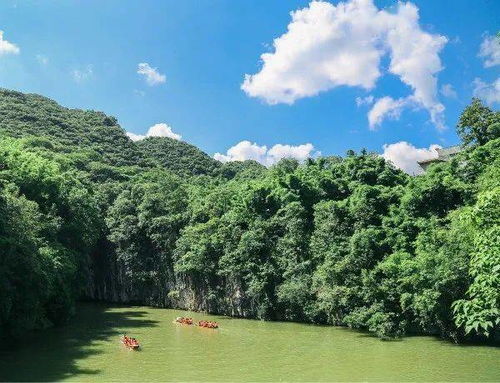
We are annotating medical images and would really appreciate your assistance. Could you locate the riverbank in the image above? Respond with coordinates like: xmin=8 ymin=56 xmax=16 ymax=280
xmin=1 ymin=303 xmax=499 ymax=382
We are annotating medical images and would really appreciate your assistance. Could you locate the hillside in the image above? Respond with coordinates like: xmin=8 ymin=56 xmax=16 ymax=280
xmin=0 ymin=88 xmax=219 ymax=177
xmin=136 ymin=136 xmax=221 ymax=177
xmin=0 ymin=89 xmax=498 ymax=343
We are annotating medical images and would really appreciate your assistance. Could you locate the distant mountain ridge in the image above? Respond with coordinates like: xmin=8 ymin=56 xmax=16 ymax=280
xmin=0 ymin=88 xmax=221 ymax=177
xmin=136 ymin=136 xmax=221 ymax=176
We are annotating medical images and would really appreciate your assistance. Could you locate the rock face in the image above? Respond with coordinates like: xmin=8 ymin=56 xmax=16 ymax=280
xmin=84 ymin=250 xmax=255 ymax=318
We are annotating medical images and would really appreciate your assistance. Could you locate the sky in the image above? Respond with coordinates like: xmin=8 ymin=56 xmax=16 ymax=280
xmin=0 ymin=0 xmax=498 ymax=174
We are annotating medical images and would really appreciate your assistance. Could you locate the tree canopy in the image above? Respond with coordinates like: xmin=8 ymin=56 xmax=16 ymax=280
xmin=0 ymin=89 xmax=498 ymax=342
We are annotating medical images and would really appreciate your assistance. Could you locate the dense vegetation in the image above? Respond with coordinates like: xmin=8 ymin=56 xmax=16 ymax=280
xmin=0 ymin=89 xmax=498 ymax=342
xmin=136 ymin=137 xmax=221 ymax=177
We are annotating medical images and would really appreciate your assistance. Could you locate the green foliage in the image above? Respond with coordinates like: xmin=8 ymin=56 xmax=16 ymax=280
xmin=106 ymin=170 xmax=188 ymax=299
xmin=136 ymin=136 xmax=221 ymax=177
xmin=216 ymin=160 xmax=266 ymax=180
xmin=457 ymin=98 xmax=500 ymax=147
xmin=0 ymin=90 xmax=498 ymax=343
xmin=0 ymin=89 xmax=145 ymax=168
xmin=0 ymin=88 xmax=220 ymax=177
xmin=452 ymin=188 xmax=500 ymax=337
xmin=0 ymin=138 xmax=99 ymax=336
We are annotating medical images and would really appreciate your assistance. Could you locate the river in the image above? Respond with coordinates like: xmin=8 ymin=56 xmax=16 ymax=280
xmin=1 ymin=303 xmax=499 ymax=382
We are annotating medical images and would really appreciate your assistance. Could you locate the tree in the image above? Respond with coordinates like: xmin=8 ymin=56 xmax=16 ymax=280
xmin=457 ymin=98 xmax=500 ymax=147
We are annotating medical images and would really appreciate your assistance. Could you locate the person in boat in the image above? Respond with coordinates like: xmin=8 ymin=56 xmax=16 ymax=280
xmin=123 ymin=335 xmax=138 ymax=345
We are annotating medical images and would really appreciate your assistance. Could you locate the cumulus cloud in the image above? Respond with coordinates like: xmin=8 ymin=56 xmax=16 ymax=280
xmin=214 ymin=141 xmax=319 ymax=167
xmin=242 ymin=0 xmax=382 ymax=104
xmin=268 ymin=143 xmax=319 ymax=163
xmin=368 ymin=96 xmax=407 ymax=129
xmin=127 ymin=123 xmax=181 ymax=141
xmin=214 ymin=141 xmax=268 ymax=163
xmin=0 ymin=31 xmax=19 ymax=55
xmin=473 ymin=77 xmax=500 ymax=105
xmin=479 ymin=34 xmax=500 ymax=68
xmin=137 ymin=62 xmax=166 ymax=86
xmin=72 ymin=65 xmax=93 ymax=82
xmin=242 ymin=0 xmax=447 ymax=129
xmin=440 ymin=83 xmax=457 ymax=98
xmin=126 ymin=132 xmax=145 ymax=141
xmin=383 ymin=3 xmax=447 ymax=129
xmin=381 ymin=141 xmax=441 ymax=175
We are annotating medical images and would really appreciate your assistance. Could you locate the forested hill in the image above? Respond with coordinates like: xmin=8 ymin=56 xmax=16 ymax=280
xmin=136 ymin=137 xmax=221 ymax=177
xmin=0 ymin=89 xmax=499 ymax=343
xmin=0 ymin=88 xmax=220 ymax=176
xmin=0 ymin=89 xmax=144 ymax=167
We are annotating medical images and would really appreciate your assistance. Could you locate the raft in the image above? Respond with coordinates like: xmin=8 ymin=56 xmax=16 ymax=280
xmin=173 ymin=317 xmax=219 ymax=328
xmin=198 ymin=320 xmax=218 ymax=329
xmin=174 ymin=317 xmax=194 ymax=325
xmin=121 ymin=335 xmax=140 ymax=350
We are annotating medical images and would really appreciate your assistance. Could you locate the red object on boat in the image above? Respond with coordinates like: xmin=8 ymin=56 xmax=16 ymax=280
xmin=175 ymin=317 xmax=194 ymax=325
xmin=121 ymin=335 xmax=140 ymax=349
xmin=198 ymin=320 xmax=219 ymax=329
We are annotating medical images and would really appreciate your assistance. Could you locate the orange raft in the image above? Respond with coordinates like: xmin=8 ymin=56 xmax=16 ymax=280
xmin=175 ymin=317 xmax=194 ymax=325
xmin=198 ymin=320 xmax=218 ymax=329
xmin=121 ymin=335 xmax=140 ymax=350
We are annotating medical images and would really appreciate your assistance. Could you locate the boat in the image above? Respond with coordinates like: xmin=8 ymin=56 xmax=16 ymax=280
xmin=173 ymin=317 xmax=218 ymax=328
xmin=121 ymin=335 xmax=140 ymax=350
xmin=174 ymin=317 xmax=194 ymax=325
xmin=198 ymin=320 xmax=218 ymax=329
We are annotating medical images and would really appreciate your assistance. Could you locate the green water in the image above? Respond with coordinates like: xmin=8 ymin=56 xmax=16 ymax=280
xmin=1 ymin=303 xmax=499 ymax=382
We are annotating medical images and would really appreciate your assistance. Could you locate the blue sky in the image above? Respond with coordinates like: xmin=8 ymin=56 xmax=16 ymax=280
xmin=0 ymin=0 xmax=498 ymax=173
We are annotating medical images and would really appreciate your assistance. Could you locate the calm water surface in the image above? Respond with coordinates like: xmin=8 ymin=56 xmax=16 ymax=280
xmin=1 ymin=303 xmax=499 ymax=382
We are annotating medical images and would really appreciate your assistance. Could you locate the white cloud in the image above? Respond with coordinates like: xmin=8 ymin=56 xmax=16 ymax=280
xmin=137 ymin=62 xmax=166 ymax=86
xmin=36 ymin=54 xmax=48 ymax=65
xmin=356 ymin=95 xmax=374 ymax=106
xmin=473 ymin=77 xmax=500 ymax=105
xmin=242 ymin=0 xmax=382 ymax=105
xmin=127 ymin=123 xmax=181 ymax=141
xmin=0 ymin=31 xmax=19 ymax=55
xmin=214 ymin=141 xmax=319 ymax=166
xmin=147 ymin=123 xmax=181 ymax=140
xmin=381 ymin=141 xmax=441 ymax=175
xmin=368 ymin=96 xmax=407 ymax=129
xmin=242 ymin=0 xmax=447 ymax=130
xmin=72 ymin=65 xmax=93 ymax=82
xmin=268 ymin=143 xmax=319 ymax=163
xmin=214 ymin=141 xmax=268 ymax=163
xmin=440 ymin=83 xmax=457 ymax=98
xmin=479 ymin=34 xmax=500 ymax=68
xmin=382 ymin=2 xmax=447 ymax=130
xmin=126 ymin=132 xmax=145 ymax=141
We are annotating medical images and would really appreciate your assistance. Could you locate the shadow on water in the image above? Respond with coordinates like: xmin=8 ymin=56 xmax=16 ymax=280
xmin=0 ymin=302 xmax=159 ymax=382
xmin=347 ymin=326 xmax=500 ymax=347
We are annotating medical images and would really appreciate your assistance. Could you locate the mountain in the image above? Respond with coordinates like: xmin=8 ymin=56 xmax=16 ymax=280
xmin=136 ymin=136 xmax=221 ymax=177
xmin=2 ymin=88 xmax=497 ymax=343
xmin=0 ymin=88 xmax=220 ymax=177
